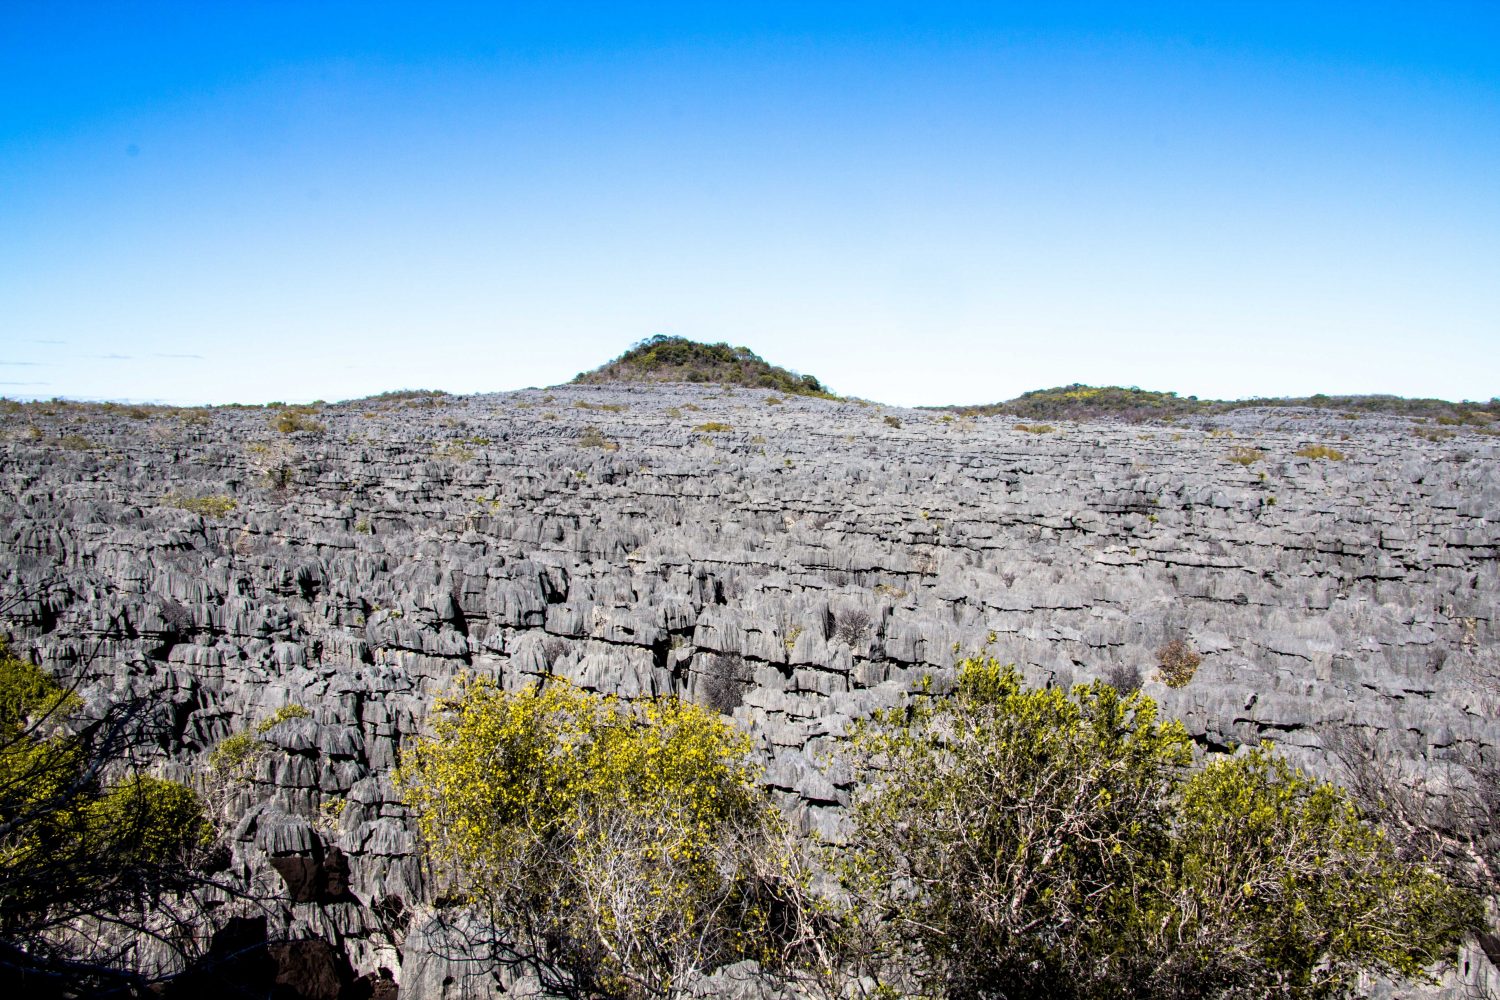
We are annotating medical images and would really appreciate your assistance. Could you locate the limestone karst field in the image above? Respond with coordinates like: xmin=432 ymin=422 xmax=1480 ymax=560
xmin=1 ymin=346 xmax=1498 ymax=998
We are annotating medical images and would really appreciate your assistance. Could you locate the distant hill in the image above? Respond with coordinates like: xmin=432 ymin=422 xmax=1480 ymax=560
xmin=936 ymin=383 xmax=1499 ymax=424
xmin=573 ymin=336 xmax=836 ymax=398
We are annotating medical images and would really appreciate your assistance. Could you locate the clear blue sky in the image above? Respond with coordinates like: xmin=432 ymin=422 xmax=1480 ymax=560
xmin=3 ymin=2 xmax=1497 ymax=406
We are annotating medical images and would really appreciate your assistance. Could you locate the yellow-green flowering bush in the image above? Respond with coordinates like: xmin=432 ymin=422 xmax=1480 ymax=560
xmin=397 ymin=677 xmax=810 ymax=999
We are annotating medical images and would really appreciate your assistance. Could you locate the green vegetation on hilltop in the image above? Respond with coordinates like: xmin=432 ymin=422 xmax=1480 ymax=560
xmin=934 ymin=382 xmax=1500 ymax=425
xmin=992 ymin=384 xmax=1206 ymax=422
xmin=573 ymin=335 xmax=836 ymax=398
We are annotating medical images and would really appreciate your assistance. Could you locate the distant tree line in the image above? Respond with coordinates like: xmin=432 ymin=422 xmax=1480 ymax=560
xmin=931 ymin=382 xmax=1500 ymax=424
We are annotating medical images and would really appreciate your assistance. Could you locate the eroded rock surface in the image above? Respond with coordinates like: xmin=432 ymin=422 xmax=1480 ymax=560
xmin=2 ymin=385 xmax=1497 ymax=995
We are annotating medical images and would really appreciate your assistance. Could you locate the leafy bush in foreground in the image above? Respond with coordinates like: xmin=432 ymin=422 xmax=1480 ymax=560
xmin=396 ymin=677 xmax=811 ymax=999
xmin=840 ymin=656 xmax=1480 ymax=1000
xmin=0 ymin=642 xmax=213 ymax=991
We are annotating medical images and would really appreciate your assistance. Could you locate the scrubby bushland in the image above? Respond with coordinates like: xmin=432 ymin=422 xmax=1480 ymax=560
xmin=930 ymin=384 xmax=1500 ymax=424
xmin=837 ymin=656 xmax=1480 ymax=1000
xmin=395 ymin=677 xmax=816 ymax=1000
xmin=574 ymin=335 xmax=835 ymax=398
xmin=0 ymin=641 xmax=215 ymax=993
xmin=246 ymin=439 xmax=300 ymax=493
xmin=951 ymin=384 xmax=1206 ymax=422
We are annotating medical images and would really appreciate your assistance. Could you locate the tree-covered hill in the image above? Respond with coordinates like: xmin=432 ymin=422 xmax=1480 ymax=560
xmin=572 ymin=335 xmax=836 ymax=398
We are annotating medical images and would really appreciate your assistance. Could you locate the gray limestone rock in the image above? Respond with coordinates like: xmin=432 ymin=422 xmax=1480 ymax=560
xmin=1 ymin=386 xmax=1496 ymax=995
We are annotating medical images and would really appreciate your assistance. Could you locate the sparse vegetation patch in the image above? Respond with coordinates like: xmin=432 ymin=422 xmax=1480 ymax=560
xmin=162 ymin=493 xmax=237 ymax=518
xmin=1295 ymin=444 xmax=1346 ymax=461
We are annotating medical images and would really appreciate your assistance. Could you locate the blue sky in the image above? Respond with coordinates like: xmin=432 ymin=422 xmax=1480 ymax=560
xmin=2 ymin=2 xmax=1497 ymax=406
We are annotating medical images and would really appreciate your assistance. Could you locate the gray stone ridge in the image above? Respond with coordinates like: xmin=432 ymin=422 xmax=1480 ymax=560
xmin=1 ymin=383 xmax=1497 ymax=994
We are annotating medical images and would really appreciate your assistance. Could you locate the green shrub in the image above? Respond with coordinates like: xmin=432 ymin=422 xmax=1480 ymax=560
xmin=693 ymin=421 xmax=733 ymax=433
xmin=1012 ymin=422 xmax=1054 ymax=434
xmin=1156 ymin=748 xmax=1479 ymax=997
xmin=839 ymin=655 xmax=1479 ymax=1000
xmin=209 ymin=704 xmax=310 ymax=780
xmin=58 ymin=434 xmax=92 ymax=450
xmin=0 ymin=642 xmax=82 ymax=727
xmin=842 ymin=658 xmax=1194 ymax=998
xmin=883 ymin=415 xmax=901 ymax=428
xmin=207 ymin=731 xmax=262 ymax=779
xmin=1226 ymin=445 xmax=1266 ymax=466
